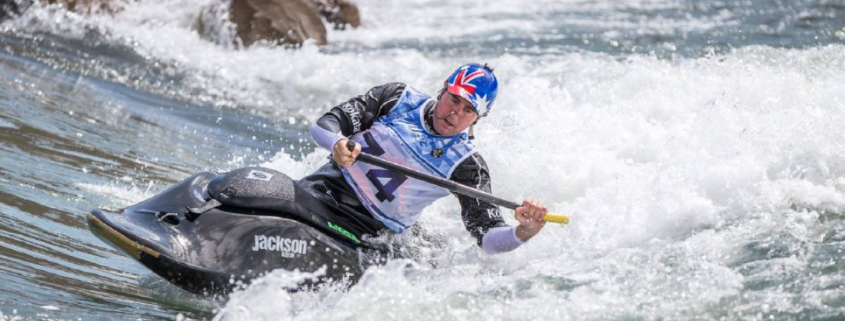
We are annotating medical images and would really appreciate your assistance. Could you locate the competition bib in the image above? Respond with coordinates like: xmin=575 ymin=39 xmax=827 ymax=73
xmin=340 ymin=86 xmax=475 ymax=232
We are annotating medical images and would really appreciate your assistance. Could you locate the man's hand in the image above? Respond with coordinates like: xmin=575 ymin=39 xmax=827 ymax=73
xmin=333 ymin=138 xmax=361 ymax=167
xmin=515 ymin=198 xmax=547 ymax=242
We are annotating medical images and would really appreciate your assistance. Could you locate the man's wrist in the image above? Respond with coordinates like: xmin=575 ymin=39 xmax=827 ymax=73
xmin=515 ymin=224 xmax=538 ymax=242
xmin=511 ymin=225 xmax=526 ymax=244
xmin=333 ymin=137 xmax=348 ymax=149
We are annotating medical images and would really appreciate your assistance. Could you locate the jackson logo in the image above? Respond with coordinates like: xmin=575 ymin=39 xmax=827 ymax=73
xmin=251 ymin=235 xmax=308 ymax=258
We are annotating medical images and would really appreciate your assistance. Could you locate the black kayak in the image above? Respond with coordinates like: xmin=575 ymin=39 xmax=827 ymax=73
xmin=87 ymin=167 xmax=385 ymax=296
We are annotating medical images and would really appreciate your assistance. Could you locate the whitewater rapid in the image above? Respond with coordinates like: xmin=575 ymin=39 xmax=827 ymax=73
xmin=214 ymin=45 xmax=845 ymax=320
xmin=0 ymin=0 xmax=843 ymax=320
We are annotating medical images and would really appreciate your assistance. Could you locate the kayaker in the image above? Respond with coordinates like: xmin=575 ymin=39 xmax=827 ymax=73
xmin=300 ymin=63 xmax=547 ymax=254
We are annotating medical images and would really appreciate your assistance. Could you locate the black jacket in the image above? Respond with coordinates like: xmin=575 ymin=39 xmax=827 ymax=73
xmin=300 ymin=82 xmax=508 ymax=246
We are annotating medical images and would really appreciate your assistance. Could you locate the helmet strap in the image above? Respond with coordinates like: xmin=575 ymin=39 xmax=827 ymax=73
xmin=468 ymin=124 xmax=475 ymax=140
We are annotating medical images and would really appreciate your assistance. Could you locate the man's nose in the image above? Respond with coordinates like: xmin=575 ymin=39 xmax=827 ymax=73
xmin=453 ymin=106 xmax=470 ymax=117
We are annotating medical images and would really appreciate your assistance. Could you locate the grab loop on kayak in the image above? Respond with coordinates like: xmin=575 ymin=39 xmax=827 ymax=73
xmin=155 ymin=212 xmax=180 ymax=225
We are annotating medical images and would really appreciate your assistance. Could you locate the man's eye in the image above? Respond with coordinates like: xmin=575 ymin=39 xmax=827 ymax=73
xmin=464 ymin=106 xmax=474 ymax=114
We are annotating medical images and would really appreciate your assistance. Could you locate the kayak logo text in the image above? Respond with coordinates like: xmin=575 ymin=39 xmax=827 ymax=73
xmin=251 ymin=235 xmax=308 ymax=258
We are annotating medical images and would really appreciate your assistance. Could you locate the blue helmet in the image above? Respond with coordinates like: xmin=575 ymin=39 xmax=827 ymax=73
xmin=445 ymin=63 xmax=498 ymax=117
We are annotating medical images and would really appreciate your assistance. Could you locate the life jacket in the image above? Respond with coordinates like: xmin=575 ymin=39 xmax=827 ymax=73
xmin=340 ymin=86 xmax=475 ymax=232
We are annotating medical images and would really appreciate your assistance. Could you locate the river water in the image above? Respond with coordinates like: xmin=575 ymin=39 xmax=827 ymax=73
xmin=0 ymin=0 xmax=844 ymax=320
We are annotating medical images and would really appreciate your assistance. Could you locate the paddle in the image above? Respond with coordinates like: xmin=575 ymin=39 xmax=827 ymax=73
xmin=346 ymin=140 xmax=570 ymax=224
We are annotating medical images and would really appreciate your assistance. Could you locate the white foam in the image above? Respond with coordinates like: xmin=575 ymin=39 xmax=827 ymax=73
xmin=336 ymin=0 xmax=729 ymax=47
xmin=3 ymin=0 xmax=734 ymax=120
xmin=75 ymin=181 xmax=158 ymax=209
xmin=229 ymin=45 xmax=845 ymax=319
xmin=259 ymin=149 xmax=331 ymax=180
xmin=6 ymin=0 xmax=845 ymax=318
xmin=213 ymin=268 xmax=329 ymax=321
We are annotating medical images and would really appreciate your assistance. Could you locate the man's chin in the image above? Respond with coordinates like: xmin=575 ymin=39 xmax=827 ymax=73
xmin=436 ymin=126 xmax=454 ymax=136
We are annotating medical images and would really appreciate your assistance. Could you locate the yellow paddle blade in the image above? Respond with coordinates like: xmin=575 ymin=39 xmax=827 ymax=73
xmin=544 ymin=213 xmax=570 ymax=224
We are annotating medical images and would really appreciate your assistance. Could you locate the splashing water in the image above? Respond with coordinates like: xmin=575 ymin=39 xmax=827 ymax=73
xmin=0 ymin=0 xmax=843 ymax=319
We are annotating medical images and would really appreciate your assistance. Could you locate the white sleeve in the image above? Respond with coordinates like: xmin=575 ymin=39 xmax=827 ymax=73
xmin=481 ymin=226 xmax=524 ymax=254
xmin=310 ymin=122 xmax=346 ymax=151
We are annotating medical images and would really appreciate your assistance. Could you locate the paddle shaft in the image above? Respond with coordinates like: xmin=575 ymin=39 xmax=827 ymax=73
xmin=345 ymin=141 xmax=569 ymax=224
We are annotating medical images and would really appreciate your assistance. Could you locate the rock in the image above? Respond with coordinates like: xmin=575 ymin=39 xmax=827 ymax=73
xmin=229 ymin=0 xmax=327 ymax=46
xmin=2 ymin=0 xmax=360 ymax=47
xmin=308 ymin=0 xmax=359 ymax=30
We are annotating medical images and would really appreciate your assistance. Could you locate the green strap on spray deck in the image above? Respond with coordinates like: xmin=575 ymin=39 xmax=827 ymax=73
xmin=327 ymin=221 xmax=361 ymax=244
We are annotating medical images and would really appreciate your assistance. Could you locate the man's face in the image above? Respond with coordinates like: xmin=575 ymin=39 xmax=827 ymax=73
xmin=433 ymin=90 xmax=479 ymax=136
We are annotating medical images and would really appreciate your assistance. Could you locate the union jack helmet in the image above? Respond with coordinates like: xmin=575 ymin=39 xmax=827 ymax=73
xmin=445 ymin=63 xmax=498 ymax=117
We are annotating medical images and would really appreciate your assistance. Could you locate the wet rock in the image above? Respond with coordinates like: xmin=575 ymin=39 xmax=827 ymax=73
xmin=2 ymin=0 xmax=361 ymax=47
xmin=229 ymin=0 xmax=327 ymax=46
xmin=308 ymin=0 xmax=359 ymax=30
